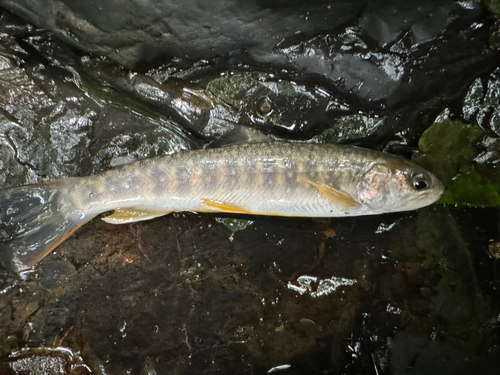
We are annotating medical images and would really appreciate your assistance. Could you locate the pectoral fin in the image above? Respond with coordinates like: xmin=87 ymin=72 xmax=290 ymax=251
xmin=301 ymin=177 xmax=361 ymax=210
xmin=202 ymin=199 xmax=252 ymax=214
xmin=102 ymin=208 xmax=170 ymax=224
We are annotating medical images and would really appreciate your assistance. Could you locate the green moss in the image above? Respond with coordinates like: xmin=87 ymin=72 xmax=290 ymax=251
xmin=439 ymin=168 xmax=500 ymax=206
xmin=414 ymin=119 xmax=484 ymax=182
xmin=412 ymin=119 xmax=500 ymax=206
xmin=484 ymin=0 xmax=500 ymax=15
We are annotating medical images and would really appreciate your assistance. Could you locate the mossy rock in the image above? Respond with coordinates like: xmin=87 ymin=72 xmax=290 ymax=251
xmin=484 ymin=0 xmax=500 ymax=16
xmin=413 ymin=119 xmax=500 ymax=206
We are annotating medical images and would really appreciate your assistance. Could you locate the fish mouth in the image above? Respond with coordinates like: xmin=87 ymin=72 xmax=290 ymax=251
xmin=409 ymin=177 xmax=445 ymax=209
xmin=430 ymin=174 xmax=445 ymax=201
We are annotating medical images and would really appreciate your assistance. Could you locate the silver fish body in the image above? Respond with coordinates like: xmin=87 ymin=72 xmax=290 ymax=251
xmin=0 ymin=142 xmax=444 ymax=272
xmin=75 ymin=142 xmax=443 ymax=218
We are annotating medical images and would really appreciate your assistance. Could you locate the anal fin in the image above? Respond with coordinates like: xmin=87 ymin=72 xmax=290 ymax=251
xmin=301 ymin=177 xmax=361 ymax=210
xmin=102 ymin=208 xmax=170 ymax=224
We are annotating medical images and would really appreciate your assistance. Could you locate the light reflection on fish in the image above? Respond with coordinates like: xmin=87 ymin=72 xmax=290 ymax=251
xmin=0 ymin=142 xmax=443 ymax=272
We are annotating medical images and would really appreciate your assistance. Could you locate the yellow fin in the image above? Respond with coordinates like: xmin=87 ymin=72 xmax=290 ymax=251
xmin=202 ymin=199 xmax=252 ymax=214
xmin=102 ymin=208 xmax=170 ymax=224
xmin=301 ymin=177 xmax=361 ymax=210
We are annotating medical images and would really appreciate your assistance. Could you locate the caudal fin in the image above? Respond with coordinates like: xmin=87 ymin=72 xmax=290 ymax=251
xmin=0 ymin=180 xmax=93 ymax=273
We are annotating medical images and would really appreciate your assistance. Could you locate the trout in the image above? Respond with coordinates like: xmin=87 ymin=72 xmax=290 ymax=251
xmin=0 ymin=142 xmax=444 ymax=272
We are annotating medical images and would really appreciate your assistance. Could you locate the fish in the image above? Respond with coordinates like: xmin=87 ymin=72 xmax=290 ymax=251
xmin=0 ymin=142 xmax=444 ymax=273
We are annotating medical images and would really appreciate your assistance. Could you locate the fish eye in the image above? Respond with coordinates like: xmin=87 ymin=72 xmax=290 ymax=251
xmin=410 ymin=172 xmax=431 ymax=191
xmin=414 ymin=179 xmax=428 ymax=190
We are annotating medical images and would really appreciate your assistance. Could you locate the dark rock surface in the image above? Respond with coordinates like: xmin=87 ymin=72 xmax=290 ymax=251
xmin=0 ymin=0 xmax=491 ymax=103
xmin=0 ymin=0 xmax=364 ymax=66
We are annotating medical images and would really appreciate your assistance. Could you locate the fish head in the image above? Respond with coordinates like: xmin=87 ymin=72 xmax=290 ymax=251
xmin=356 ymin=158 xmax=444 ymax=213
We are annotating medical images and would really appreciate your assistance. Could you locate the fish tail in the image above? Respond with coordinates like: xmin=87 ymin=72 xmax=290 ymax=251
xmin=0 ymin=179 xmax=94 ymax=273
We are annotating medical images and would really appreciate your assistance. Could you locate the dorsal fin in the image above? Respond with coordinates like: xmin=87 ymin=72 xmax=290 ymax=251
xmin=207 ymin=126 xmax=271 ymax=148
xmin=109 ymin=155 xmax=141 ymax=167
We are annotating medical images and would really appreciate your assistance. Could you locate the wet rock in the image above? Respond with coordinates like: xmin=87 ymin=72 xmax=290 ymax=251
xmin=359 ymin=0 xmax=457 ymax=47
xmin=463 ymin=67 xmax=500 ymax=137
xmin=0 ymin=0 xmax=496 ymax=106
xmin=0 ymin=0 xmax=365 ymax=67
xmin=0 ymin=11 xmax=192 ymax=185
xmin=206 ymin=72 xmax=353 ymax=138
